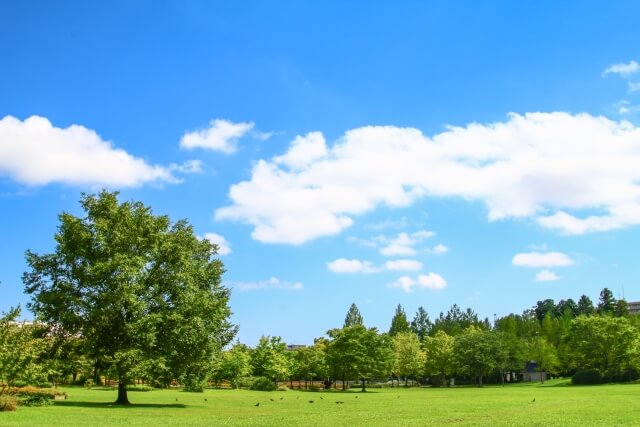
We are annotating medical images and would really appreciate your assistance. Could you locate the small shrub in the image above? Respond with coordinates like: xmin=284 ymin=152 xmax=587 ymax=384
xmin=84 ymin=379 xmax=94 ymax=389
xmin=126 ymin=385 xmax=154 ymax=392
xmin=0 ymin=395 xmax=18 ymax=412
xmin=572 ymin=369 xmax=603 ymax=385
xmin=277 ymin=384 xmax=288 ymax=392
xmin=235 ymin=377 xmax=253 ymax=389
xmin=37 ymin=382 xmax=53 ymax=388
xmin=8 ymin=386 xmax=66 ymax=407
xmin=249 ymin=377 xmax=277 ymax=391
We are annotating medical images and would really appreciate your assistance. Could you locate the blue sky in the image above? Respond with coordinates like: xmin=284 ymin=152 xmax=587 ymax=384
xmin=2 ymin=1 xmax=640 ymax=345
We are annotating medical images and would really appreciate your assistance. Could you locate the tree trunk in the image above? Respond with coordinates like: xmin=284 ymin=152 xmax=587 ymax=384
xmin=478 ymin=375 xmax=483 ymax=387
xmin=115 ymin=381 xmax=130 ymax=405
xmin=361 ymin=378 xmax=366 ymax=392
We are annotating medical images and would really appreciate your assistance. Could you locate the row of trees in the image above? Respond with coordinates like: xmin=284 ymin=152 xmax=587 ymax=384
xmin=209 ymin=298 xmax=640 ymax=390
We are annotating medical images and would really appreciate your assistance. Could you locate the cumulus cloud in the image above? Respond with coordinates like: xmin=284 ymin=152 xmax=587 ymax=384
xmin=629 ymin=82 xmax=640 ymax=93
xmin=202 ymin=232 xmax=231 ymax=255
xmin=230 ymin=277 xmax=303 ymax=291
xmin=384 ymin=259 xmax=423 ymax=271
xmin=512 ymin=251 xmax=574 ymax=268
xmin=0 ymin=115 xmax=178 ymax=187
xmin=327 ymin=258 xmax=422 ymax=273
xmin=216 ymin=112 xmax=640 ymax=243
xmin=535 ymin=269 xmax=560 ymax=282
xmin=180 ymin=119 xmax=254 ymax=153
xmin=603 ymin=60 xmax=640 ymax=77
xmin=388 ymin=273 xmax=447 ymax=293
xmin=327 ymin=258 xmax=378 ymax=274
xmin=428 ymin=244 xmax=450 ymax=255
xmin=379 ymin=231 xmax=435 ymax=256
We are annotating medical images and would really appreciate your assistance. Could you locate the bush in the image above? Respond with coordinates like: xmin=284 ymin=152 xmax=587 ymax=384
xmin=0 ymin=395 xmax=18 ymax=412
xmin=126 ymin=384 xmax=154 ymax=392
xmin=572 ymin=369 xmax=603 ymax=385
xmin=277 ymin=384 xmax=288 ymax=392
xmin=84 ymin=379 xmax=94 ymax=389
xmin=235 ymin=377 xmax=254 ymax=389
xmin=249 ymin=377 xmax=277 ymax=391
xmin=8 ymin=386 xmax=66 ymax=407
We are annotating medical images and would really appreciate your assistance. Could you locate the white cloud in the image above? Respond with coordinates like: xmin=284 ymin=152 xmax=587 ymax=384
xmin=0 ymin=115 xmax=178 ymax=187
xmin=327 ymin=258 xmax=422 ymax=273
xmin=202 ymin=232 xmax=231 ymax=255
xmin=603 ymin=60 xmax=640 ymax=77
xmin=535 ymin=269 xmax=560 ymax=282
xmin=628 ymin=82 xmax=640 ymax=93
xmin=180 ymin=119 xmax=254 ymax=153
xmin=217 ymin=112 xmax=640 ymax=243
xmin=327 ymin=258 xmax=378 ymax=274
xmin=231 ymin=277 xmax=303 ymax=291
xmin=379 ymin=231 xmax=434 ymax=256
xmin=274 ymin=132 xmax=327 ymax=170
xmin=388 ymin=272 xmax=447 ymax=293
xmin=169 ymin=159 xmax=203 ymax=174
xmin=512 ymin=251 xmax=574 ymax=268
xmin=429 ymin=244 xmax=449 ymax=254
xmin=384 ymin=259 xmax=423 ymax=271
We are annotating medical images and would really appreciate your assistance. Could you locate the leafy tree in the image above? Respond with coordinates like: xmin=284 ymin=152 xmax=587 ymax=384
xmin=0 ymin=308 xmax=47 ymax=392
xmin=534 ymin=299 xmax=556 ymax=323
xmin=492 ymin=331 xmax=523 ymax=385
xmin=344 ymin=303 xmax=364 ymax=327
xmin=213 ymin=343 xmax=252 ymax=388
xmin=410 ymin=306 xmax=432 ymax=341
xmin=392 ymin=332 xmax=425 ymax=386
xmin=293 ymin=341 xmax=328 ymax=388
xmin=576 ymin=294 xmax=595 ymax=316
xmin=524 ymin=335 xmax=559 ymax=383
xmin=23 ymin=191 xmax=236 ymax=404
xmin=555 ymin=299 xmax=578 ymax=318
xmin=614 ymin=300 xmax=629 ymax=317
xmin=564 ymin=316 xmax=639 ymax=379
xmin=389 ymin=304 xmax=410 ymax=336
xmin=432 ymin=304 xmax=482 ymax=336
xmin=423 ymin=330 xmax=455 ymax=387
xmin=597 ymin=288 xmax=616 ymax=315
xmin=454 ymin=326 xmax=497 ymax=387
xmin=251 ymin=336 xmax=292 ymax=386
xmin=326 ymin=325 xmax=393 ymax=391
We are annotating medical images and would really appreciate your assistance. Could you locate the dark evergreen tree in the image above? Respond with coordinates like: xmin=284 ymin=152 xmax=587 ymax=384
xmin=597 ymin=288 xmax=616 ymax=315
xmin=389 ymin=304 xmax=410 ymax=336
xmin=344 ymin=303 xmax=364 ymax=327
xmin=576 ymin=295 xmax=595 ymax=316
xmin=410 ymin=306 xmax=432 ymax=341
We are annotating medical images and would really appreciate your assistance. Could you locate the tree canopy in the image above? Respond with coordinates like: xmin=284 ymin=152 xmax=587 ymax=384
xmin=23 ymin=191 xmax=236 ymax=404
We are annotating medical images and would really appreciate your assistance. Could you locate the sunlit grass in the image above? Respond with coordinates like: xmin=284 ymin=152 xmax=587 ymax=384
xmin=2 ymin=380 xmax=639 ymax=426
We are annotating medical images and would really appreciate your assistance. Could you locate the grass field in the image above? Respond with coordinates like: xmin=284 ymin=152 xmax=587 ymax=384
xmin=2 ymin=380 xmax=639 ymax=426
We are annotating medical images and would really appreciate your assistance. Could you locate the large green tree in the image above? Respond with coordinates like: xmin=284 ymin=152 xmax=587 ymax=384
xmin=23 ymin=191 xmax=236 ymax=404
xmin=454 ymin=326 xmax=497 ymax=387
xmin=423 ymin=330 xmax=455 ymax=387
xmin=251 ymin=335 xmax=292 ymax=386
xmin=392 ymin=331 xmax=424 ymax=386
xmin=410 ymin=306 xmax=432 ymax=341
xmin=326 ymin=325 xmax=393 ymax=391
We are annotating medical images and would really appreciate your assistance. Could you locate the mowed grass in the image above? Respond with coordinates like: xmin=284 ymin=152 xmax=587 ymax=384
xmin=2 ymin=380 xmax=640 ymax=426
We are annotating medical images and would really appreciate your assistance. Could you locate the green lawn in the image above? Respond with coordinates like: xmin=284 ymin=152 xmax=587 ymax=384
xmin=2 ymin=380 xmax=639 ymax=426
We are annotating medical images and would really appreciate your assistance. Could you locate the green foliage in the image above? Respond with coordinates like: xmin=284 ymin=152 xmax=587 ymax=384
xmin=126 ymin=384 xmax=154 ymax=391
xmin=249 ymin=376 xmax=277 ymax=391
xmin=251 ymin=336 xmax=292 ymax=383
xmin=0 ymin=307 xmax=47 ymax=389
xmin=344 ymin=303 xmax=364 ymax=327
xmin=392 ymin=331 xmax=424 ymax=384
xmin=424 ymin=330 xmax=455 ymax=387
xmin=326 ymin=325 xmax=393 ymax=391
xmin=410 ymin=306 xmax=432 ymax=341
xmin=597 ymin=288 xmax=616 ymax=315
xmin=564 ymin=316 xmax=639 ymax=379
xmin=432 ymin=304 xmax=484 ymax=336
xmin=23 ymin=191 xmax=236 ymax=404
xmin=8 ymin=386 xmax=66 ymax=407
xmin=577 ymin=295 xmax=595 ymax=316
xmin=388 ymin=304 xmax=410 ymax=336
xmin=572 ymin=369 xmax=603 ymax=385
xmin=212 ymin=343 xmax=252 ymax=388
xmin=454 ymin=326 xmax=497 ymax=386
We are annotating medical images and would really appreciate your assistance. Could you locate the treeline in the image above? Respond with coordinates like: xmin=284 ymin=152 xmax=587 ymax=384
xmin=212 ymin=288 xmax=640 ymax=390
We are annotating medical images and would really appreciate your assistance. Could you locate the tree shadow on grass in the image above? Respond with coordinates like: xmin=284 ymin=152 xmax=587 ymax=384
xmin=55 ymin=401 xmax=186 ymax=409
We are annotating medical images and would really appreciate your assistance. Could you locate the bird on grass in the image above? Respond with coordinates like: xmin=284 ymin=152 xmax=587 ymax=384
xmin=280 ymin=397 xmax=284 ymax=400
xmin=254 ymin=402 xmax=260 ymax=407
xmin=320 ymin=396 xmax=323 ymax=400
xmin=308 ymin=400 xmax=314 ymax=403
xmin=270 ymin=398 xmax=274 ymax=401
xmin=204 ymin=398 xmax=208 ymax=402
xmin=175 ymin=398 xmax=178 ymax=402
xmin=531 ymin=398 xmax=536 ymax=403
